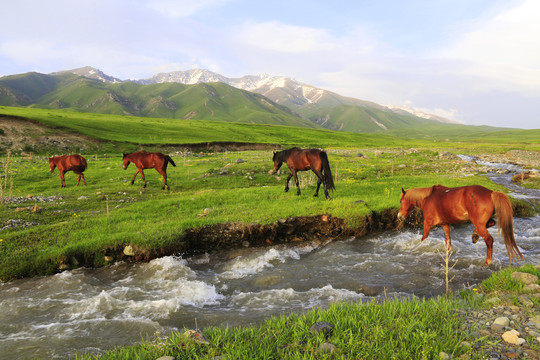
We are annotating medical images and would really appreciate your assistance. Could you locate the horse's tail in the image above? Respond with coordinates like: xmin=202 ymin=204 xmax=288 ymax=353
xmin=165 ymin=155 xmax=176 ymax=167
xmin=492 ymin=191 xmax=523 ymax=262
xmin=320 ymin=151 xmax=335 ymax=191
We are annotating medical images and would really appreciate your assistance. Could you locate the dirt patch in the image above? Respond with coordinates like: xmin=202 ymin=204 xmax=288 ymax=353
xmin=0 ymin=116 xmax=100 ymax=154
xmin=0 ymin=116 xmax=281 ymax=154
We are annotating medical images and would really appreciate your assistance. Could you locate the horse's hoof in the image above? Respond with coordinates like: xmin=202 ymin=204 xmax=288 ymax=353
xmin=313 ymin=194 xmax=318 ymax=197
xmin=472 ymin=233 xmax=479 ymax=244
xmin=326 ymin=196 xmax=332 ymax=200
xmin=284 ymin=188 xmax=289 ymax=192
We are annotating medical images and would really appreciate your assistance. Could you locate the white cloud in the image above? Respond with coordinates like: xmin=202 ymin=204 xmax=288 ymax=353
xmin=144 ymin=0 xmax=229 ymax=18
xmin=440 ymin=0 xmax=540 ymax=93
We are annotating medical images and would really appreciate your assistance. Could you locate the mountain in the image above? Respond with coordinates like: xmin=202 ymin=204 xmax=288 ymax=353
xmin=0 ymin=71 xmax=316 ymax=128
xmin=52 ymin=66 xmax=123 ymax=84
xmin=0 ymin=66 xmax=462 ymax=133
xmin=136 ymin=69 xmax=453 ymax=132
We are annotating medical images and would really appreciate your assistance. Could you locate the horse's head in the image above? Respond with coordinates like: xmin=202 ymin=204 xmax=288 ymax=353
xmin=122 ymin=153 xmax=130 ymax=169
xmin=271 ymin=151 xmax=283 ymax=174
xmin=397 ymin=188 xmax=414 ymax=221
xmin=48 ymin=157 xmax=56 ymax=173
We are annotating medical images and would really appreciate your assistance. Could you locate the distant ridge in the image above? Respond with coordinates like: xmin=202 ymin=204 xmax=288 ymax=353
xmin=0 ymin=66 xmax=473 ymax=133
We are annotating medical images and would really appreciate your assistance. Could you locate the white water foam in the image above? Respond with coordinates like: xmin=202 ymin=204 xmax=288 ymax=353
xmin=219 ymin=247 xmax=302 ymax=279
xmin=229 ymin=284 xmax=364 ymax=311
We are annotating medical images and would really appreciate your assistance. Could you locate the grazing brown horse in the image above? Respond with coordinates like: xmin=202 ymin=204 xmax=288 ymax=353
xmin=49 ymin=154 xmax=88 ymax=188
xmin=397 ymin=184 xmax=524 ymax=265
xmin=122 ymin=151 xmax=176 ymax=190
xmin=272 ymin=147 xmax=335 ymax=200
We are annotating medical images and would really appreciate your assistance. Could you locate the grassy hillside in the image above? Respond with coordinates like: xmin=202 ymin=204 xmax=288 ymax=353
xmin=0 ymin=72 xmax=315 ymax=128
xmin=1 ymin=107 xmax=539 ymax=157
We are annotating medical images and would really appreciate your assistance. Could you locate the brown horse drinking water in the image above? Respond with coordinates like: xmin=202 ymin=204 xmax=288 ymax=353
xmin=272 ymin=147 xmax=335 ymax=200
xmin=49 ymin=154 xmax=88 ymax=188
xmin=122 ymin=151 xmax=176 ymax=190
xmin=397 ymin=184 xmax=524 ymax=265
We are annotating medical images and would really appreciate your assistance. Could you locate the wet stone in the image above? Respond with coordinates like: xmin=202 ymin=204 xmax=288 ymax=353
xmin=310 ymin=321 xmax=334 ymax=336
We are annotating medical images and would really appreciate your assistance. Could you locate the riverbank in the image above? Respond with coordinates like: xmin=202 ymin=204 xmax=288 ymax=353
xmin=1 ymin=147 xmax=539 ymax=281
xmin=68 ymin=264 xmax=539 ymax=360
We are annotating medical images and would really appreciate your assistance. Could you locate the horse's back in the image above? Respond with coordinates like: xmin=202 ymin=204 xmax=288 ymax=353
xmin=424 ymin=185 xmax=494 ymax=223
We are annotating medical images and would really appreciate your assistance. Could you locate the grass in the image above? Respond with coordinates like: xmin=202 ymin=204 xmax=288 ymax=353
xmin=1 ymin=147 xmax=520 ymax=281
xmin=73 ymin=297 xmax=469 ymax=360
xmin=69 ymin=265 xmax=540 ymax=360
xmin=479 ymin=264 xmax=540 ymax=293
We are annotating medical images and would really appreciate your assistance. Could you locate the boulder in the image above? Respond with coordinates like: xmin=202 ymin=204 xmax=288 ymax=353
xmin=511 ymin=272 xmax=538 ymax=285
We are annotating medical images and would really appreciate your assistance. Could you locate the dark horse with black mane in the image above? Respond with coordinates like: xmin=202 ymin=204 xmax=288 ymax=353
xmin=272 ymin=147 xmax=335 ymax=200
xmin=122 ymin=151 xmax=176 ymax=190
xmin=49 ymin=154 xmax=87 ymax=188
xmin=397 ymin=184 xmax=524 ymax=265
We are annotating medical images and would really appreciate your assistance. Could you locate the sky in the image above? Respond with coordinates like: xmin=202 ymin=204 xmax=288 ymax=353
xmin=1 ymin=0 xmax=539 ymax=129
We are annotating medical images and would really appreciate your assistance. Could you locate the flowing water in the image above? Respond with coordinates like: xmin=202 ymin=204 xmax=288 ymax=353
xmin=1 ymin=161 xmax=539 ymax=359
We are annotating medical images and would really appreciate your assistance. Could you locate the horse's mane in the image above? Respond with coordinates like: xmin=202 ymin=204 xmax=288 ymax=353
xmin=405 ymin=185 xmax=447 ymax=207
xmin=274 ymin=147 xmax=301 ymax=163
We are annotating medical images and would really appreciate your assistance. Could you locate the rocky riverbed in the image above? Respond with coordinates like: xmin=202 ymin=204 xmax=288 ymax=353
xmin=455 ymin=269 xmax=540 ymax=360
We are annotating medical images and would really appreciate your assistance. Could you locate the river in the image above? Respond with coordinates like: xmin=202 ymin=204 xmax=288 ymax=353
xmin=1 ymin=159 xmax=539 ymax=360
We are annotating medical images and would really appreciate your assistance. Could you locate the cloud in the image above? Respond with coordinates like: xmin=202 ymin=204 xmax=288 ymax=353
xmin=144 ymin=0 xmax=229 ymax=18
xmin=440 ymin=0 xmax=540 ymax=94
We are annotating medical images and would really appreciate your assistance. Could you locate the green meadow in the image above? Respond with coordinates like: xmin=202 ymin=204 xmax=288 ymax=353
xmin=1 ymin=106 xmax=539 ymax=359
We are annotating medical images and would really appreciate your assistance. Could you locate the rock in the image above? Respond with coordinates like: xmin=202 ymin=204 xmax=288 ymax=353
xmin=529 ymin=316 xmax=540 ymax=329
xmin=317 ymin=343 xmax=336 ymax=354
xmin=236 ymin=158 xmax=245 ymax=164
xmin=511 ymin=272 xmax=538 ymax=285
xmin=183 ymin=329 xmax=210 ymax=345
xmin=156 ymin=357 xmax=175 ymax=360
xmin=309 ymin=321 xmax=334 ymax=336
xmin=203 ymin=208 xmax=212 ymax=215
xmin=485 ymin=296 xmax=501 ymax=306
xmin=518 ymin=295 xmax=534 ymax=307
xmin=123 ymin=245 xmax=135 ymax=256
xmin=242 ymin=241 xmax=250 ymax=248
xmin=104 ymin=256 xmax=114 ymax=262
xmin=525 ymin=283 xmax=540 ymax=292
xmin=77 ymin=195 xmax=89 ymax=200
xmin=492 ymin=317 xmax=510 ymax=331
xmin=502 ymin=330 xmax=520 ymax=345
xmin=439 ymin=352 xmax=451 ymax=360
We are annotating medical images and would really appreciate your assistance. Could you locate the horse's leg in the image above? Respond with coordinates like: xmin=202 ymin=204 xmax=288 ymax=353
xmin=472 ymin=218 xmax=495 ymax=244
xmin=81 ymin=173 xmax=87 ymax=186
xmin=285 ymin=174 xmax=293 ymax=192
xmin=312 ymin=169 xmax=329 ymax=199
xmin=421 ymin=220 xmax=433 ymax=241
xmin=471 ymin=222 xmax=494 ymax=266
xmin=140 ymin=169 xmax=147 ymax=188
xmin=157 ymin=169 xmax=169 ymax=190
xmin=60 ymin=171 xmax=66 ymax=188
xmin=442 ymin=225 xmax=452 ymax=250
xmin=131 ymin=169 xmax=140 ymax=185
xmin=293 ymin=170 xmax=301 ymax=195
xmin=76 ymin=174 xmax=81 ymax=186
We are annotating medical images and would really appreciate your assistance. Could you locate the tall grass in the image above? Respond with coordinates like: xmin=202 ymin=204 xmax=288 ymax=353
xmin=74 ymin=297 xmax=470 ymax=360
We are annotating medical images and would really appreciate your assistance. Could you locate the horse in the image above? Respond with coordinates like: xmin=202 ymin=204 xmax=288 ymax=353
xmin=397 ymin=184 xmax=524 ymax=266
xmin=122 ymin=151 xmax=176 ymax=190
xmin=271 ymin=147 xmax=335 ymax=200
xmin=48 ymin=154 xmax=88 ymax=188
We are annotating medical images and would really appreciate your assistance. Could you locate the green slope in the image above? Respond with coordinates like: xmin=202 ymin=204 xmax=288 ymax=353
xmin=0 ymin=72 xmax=316 ymax=128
